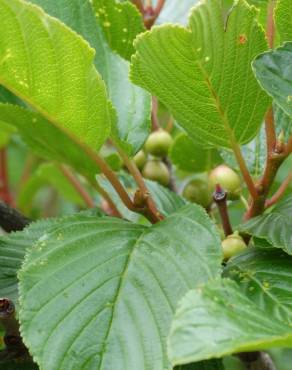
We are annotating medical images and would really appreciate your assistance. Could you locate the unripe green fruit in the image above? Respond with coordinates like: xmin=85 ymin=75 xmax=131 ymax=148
xmin=209 ymin=165 xmax=241 ymax=200
xmin=144 ymin=129 xmax=173 ymax=157
xmin=142 ymin=160 xmax=170 ymax=186
xmin=182 ymin=179 xmax=212 ymax=208
xmin=222 ymin=232 xmax=247 ymax=260
xmin=133 ymin=150 xmax=147 ymax=170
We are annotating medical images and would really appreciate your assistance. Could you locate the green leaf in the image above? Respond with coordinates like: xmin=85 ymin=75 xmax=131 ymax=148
xmin=168 ymin=279 xmax=292 ymax=367
xmin=0 ymin=85 xmax=24 ymax=106
xmin=130 ymin=0 xmax=269 ymax=148
xmin=0 ymin=104 xmax=100 ymax=181
xmin=220 ymin=125 xmax=266 ymax=178
xmin=239 ymin=195 xmax=292 ymax=254
xmin=275 ymin=0 xmax=292 ymax=43
xmin=92 ymin=0 xmax=145 ymax=60
xmin=0 ymin=0 xmax=114 ymax=150
xmin=224 ymin=248 xmax=292 ymax=324
xmin=253 ymin=42 xmax=292 ymax=119
xmin=274 ymin=103 xmax=292 ymax=140
xmin=170 ymin=134 xmax=222 ymax=173
xmin=0 ymin=119 xmax=16 ymax=148
xmin=0 ymin=211 xmax=104 ymax=303
xmin=28 ymin=0 xmax=151 ymax=155
xmin=19 ymin=204 xmax=222 ymax=370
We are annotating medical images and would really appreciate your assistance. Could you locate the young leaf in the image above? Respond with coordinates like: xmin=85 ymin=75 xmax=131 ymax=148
xmin=19 ymin=205 xmax=222 ymax=370
xmin=0 ymin=0 xmax=113 ymax=150
xmin=92 ymin=0 xmax=145 ymax=60
xmin=275 ymin=0 xmax=292 ymax=42
xmin=253 ymin=42 xmax=292 ymax=119
xmin=170 ymin=134 xmax=222 ymax=173
xmin=28 ymin=0 xmax=151 ymax=155
xmin=168 ymin=279 xmax=292 ymax=367
xmin=239 ymin=195 xmax=292 ymax=254
xmin=130 ymin=0 xmax=269 ymax=149
xmin=224 ymin=248 xmax=292 ymax=324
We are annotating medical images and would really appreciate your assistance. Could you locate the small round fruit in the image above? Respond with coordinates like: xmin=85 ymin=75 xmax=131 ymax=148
xmin=182 ymin=179 xmax=212 ymax=208
xmin=133 ymin=150 xmax=147 ymax=170
xmin=144 ymin=129 xmax=173 ymax=157
xmin=142 ymin=160 xmax=170 ymax=186
xmin=222 ymin=232 xmax=247 ymax=260
xmin=208 ymin=165 xmax=241 ymax=200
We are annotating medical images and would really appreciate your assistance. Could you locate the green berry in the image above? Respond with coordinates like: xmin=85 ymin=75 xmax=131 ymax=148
xmin=144 ymin=129 xmax=173 ymax=158
xmin=209 ymin=165 xmax=241 ymax=200
xmin=182 ymin=179 xmax=212 ymax=208
xmin=142 ymin=160 xmax=170 ymax=186
xmin=222 ymin=232 xmax=247 ymax=260
xmin=133 ymin=150 xmax=147 ymax=170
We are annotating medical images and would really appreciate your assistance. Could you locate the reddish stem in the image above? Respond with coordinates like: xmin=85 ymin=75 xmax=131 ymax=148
xmin=266 ymin=0 xmax=276 ymax=48
xmin=0 ymin=149 xmax=13 ymax=206
xmin=265 ymin=107 xmax=277 ymax=155
xmin=154 ymin=0 xmax=166 ymax=17
xmin=265 ymin=172 xmax=292 ymax=208
xmin=59 ymin=165 xmax=95 ymax=208
xmin=286 ymin=135 xmax=292 ymax=155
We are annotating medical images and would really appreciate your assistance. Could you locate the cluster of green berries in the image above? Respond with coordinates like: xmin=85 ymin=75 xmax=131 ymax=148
xmin=134 ymin=129 xmax=173 ymax=186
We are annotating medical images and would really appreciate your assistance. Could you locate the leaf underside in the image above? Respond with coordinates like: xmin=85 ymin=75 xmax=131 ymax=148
xmin=130 ymin=0 xmax=269 ymax=148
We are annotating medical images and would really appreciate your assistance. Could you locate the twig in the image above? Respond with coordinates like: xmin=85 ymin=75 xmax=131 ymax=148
xmin=0 ymin=201 xmax=30 ymax=232
xmin=0 ymin=149 xmax=13 ymax=206
xmin=116 ymin=146 xmax=163 ymax=223
xmin=266 ymin=0 xmax=276 ymax=48
xmin=231 ymin=142 xmax=258 ymax=199
xmin=132 ymin=0 xmax=144 ymax=14
xmin=154 ymin=0 xmax=166 ymax=17
xmin=213 ymin=184 xmax=233 ymax=237
xmin=89 ymin=179 xmax=122 ymax=218
xmin=286 ymin=135 xmax=292 ymax=155
xmin=59 ymin=165 xmax=95 ymax=208
xmin=265 ymin=107 xmax=277 ymax=155
xmin=265 ymin=172 xmax=292 ymax=208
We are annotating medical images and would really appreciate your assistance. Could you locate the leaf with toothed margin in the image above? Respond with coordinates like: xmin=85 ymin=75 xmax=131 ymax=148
xmin=168 ymin=278 xmax=292 ymax=367
xmin=239 ymin=195 xmax=292 ymax=254
xmin=0 ymin=210 xmax=104 ymax=304
xmin=18 ymin=204 xmax=222 ymax=370
xmin=253 ymin=42 xmax=292 ymax=121
xmin=27 ymin=0 xmax=151 ymax=155
xmin=224 ymin=248 xmax=292 ymax=325
xmin=92 ymin=0 xmax=145 ymax=61
xmin=130 ymin=0 xmax=269 ymax=149
xmin=0 ymin=0 xmax=114 ymax=150
xmin=275 ymin=0 xmax=292 ymax=43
